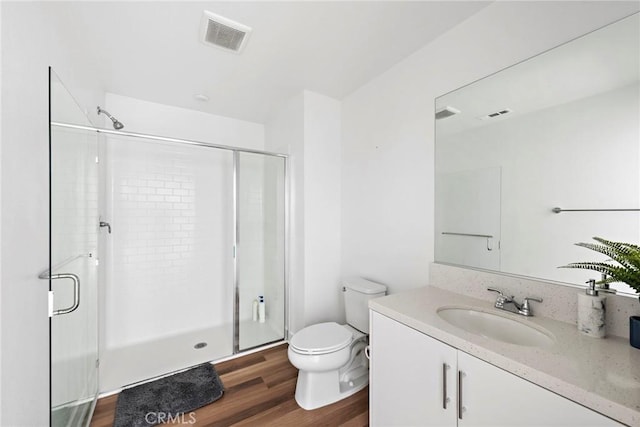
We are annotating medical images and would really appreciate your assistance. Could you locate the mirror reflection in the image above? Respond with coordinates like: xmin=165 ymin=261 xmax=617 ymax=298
xmin=435 ymin=13 xmax=640 ymax=295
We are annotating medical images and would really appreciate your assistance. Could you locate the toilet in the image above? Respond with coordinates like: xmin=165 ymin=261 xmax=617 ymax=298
xmin=287 ymin=277 xmax=387 ymax=410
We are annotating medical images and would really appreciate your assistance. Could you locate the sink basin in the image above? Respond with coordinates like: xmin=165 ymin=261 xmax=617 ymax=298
xmin=437 ymin=307 xmax=555 ymax=347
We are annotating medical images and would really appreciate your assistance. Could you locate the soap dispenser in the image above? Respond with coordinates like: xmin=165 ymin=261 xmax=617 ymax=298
xmin=577 ymin=279 xmax=606 ymax=338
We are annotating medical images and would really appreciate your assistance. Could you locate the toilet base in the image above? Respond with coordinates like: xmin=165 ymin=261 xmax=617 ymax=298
xmin=294 ymin=340 xmax=369 ymax=410
xmin=294 ymin=365 xmax=369 ymax=410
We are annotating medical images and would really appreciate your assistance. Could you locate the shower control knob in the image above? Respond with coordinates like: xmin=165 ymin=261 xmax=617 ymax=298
xmin=99 ymin=221 xmax=112 ymax=234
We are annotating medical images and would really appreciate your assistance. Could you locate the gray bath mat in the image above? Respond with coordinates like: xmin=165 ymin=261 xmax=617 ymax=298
xmin=113 ymin=363 xmax=224 ymax=427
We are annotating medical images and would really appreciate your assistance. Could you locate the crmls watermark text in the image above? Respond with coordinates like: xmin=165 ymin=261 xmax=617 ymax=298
xmin=145 ymin=412 xmax=197 ymax=424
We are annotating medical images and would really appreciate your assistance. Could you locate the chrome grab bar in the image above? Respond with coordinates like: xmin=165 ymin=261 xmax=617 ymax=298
xmin=442 ymin=232 xmax=493 ymax=238
xmin=552 ymin=207 xmax=640 ymax=213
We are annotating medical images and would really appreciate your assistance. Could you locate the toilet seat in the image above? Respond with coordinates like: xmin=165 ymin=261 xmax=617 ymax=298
xmin=290 ymin=322 xmax=353 ymax=355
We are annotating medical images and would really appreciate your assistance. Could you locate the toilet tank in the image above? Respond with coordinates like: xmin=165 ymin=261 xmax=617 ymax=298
xmin=343 ymin=277 xmax=387 ymax=333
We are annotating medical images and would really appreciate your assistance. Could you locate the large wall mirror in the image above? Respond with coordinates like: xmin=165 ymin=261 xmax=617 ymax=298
xmin=435 ymin=13 xmax=639 ymax=295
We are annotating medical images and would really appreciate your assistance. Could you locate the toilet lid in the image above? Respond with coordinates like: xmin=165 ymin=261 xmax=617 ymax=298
xmin=290 ymin=322 xmax=353 ymax=355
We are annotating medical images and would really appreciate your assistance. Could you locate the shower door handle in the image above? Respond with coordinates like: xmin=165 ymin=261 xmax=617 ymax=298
xmin=41 ymin=273 xmax=81 ymax=316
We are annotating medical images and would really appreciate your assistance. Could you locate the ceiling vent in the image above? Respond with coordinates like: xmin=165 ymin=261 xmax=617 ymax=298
xmin=479 ymin=108 xmax=513 ymax=120
xmin=201 ymin=11 xmax=252 ymax=53
xmin=435 ymin=106 xmax=461 ymax=120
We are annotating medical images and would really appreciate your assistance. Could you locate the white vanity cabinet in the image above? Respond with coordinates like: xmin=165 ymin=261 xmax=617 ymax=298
xmin=370 ymin=311 xmax=622 ymax=427
xmin=370 ymin=310 xmax=457 ymax=426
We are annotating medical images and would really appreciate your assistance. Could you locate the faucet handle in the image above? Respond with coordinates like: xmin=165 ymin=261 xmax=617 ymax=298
xmin=595 ymin=276 xmax=617 ymax=294
xmin=595 ymin=285 xmax=617 ymax=294
xmin=487 ymin=288 xmax=513 ymax=311
xmin=520 ymin=297 xmax=543 ymax=316
xmin=487 ymin=287 xmax=512 ymax=300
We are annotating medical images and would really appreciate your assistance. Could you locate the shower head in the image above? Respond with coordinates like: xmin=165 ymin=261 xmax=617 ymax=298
xmin=97 ymin=106 xmax=124 ymax=130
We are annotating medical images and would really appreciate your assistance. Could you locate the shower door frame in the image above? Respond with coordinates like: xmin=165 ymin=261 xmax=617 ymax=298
xmin=50 ymin=121 xmax=289 ymax=355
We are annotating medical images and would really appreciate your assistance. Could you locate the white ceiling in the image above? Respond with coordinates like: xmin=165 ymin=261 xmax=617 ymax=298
xmin=47 ymin=1 xmax=491 ymax=124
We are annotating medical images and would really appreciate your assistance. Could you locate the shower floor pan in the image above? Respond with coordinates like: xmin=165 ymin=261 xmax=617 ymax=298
xmin=99 ymin=320 xmax=283 ymax=392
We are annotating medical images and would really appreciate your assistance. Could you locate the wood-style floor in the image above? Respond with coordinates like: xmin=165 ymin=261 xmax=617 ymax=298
xmin=89 ymin=343 xmax=369 ymax=426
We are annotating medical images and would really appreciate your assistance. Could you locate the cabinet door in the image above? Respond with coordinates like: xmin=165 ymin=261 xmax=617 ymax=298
xmin=370 ymin=311 xmax=457 ymax=427
xmin=457 ymin=351 xmax=622 ymax=427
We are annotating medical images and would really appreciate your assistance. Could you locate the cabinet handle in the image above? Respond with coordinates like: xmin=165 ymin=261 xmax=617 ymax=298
xmin=458 ymin=370 xmax=464 ymax=420
xmin=442 ymin=363 xmax=448 ymax=409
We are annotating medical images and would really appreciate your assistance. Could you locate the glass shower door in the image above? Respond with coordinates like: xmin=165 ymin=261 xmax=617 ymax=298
xmin=98 ymin=134 xmax=235 ymax=390
xmin=49 ymin=70 xmax=100 ymax=426
xmin=237 ymin=152 xmax=286 ymax=351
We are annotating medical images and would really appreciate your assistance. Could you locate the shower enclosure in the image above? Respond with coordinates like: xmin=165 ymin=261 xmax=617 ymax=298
xmin=48 ymin=69 xmax=287 ymax=426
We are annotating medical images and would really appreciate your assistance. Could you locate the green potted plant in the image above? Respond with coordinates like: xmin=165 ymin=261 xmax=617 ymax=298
xmin=561 ymin=237 xmax=640 ymax=348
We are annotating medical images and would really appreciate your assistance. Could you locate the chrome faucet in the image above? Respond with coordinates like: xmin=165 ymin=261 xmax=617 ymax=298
xmin=487 ymin=288 xmax=542 ymax=317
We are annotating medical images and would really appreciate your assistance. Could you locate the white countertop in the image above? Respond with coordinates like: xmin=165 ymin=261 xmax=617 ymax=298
xmin=369 ymin=286 xmax=640 ymax=426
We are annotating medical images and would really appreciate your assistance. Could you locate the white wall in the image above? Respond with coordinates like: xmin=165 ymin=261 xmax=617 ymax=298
xmin=1 ymin=3 xmax=105 ymax=425
xmin=303 ymin=92 xmax=343 ymax=325
xmin=265 ymin=90 xmax=342 ymax=334
xmin=265 ymin=93 xmax=305 ymax=335
xmin=105 ymin=93 xmax=265 ymax=149
xmin=341 ymin=1 xmax=640 ymax=295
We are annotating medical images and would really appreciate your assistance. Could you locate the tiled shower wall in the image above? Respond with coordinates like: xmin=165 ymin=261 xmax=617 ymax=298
xmin=102 ymin=137 xmax=235 ymax=349
xmin=262 ymin=157 xmax=286 ymax=336
xmin=238 ymin=153 xmax=286 ymax=335
xmin=238 ymin=153 xmax=266 ymax=325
